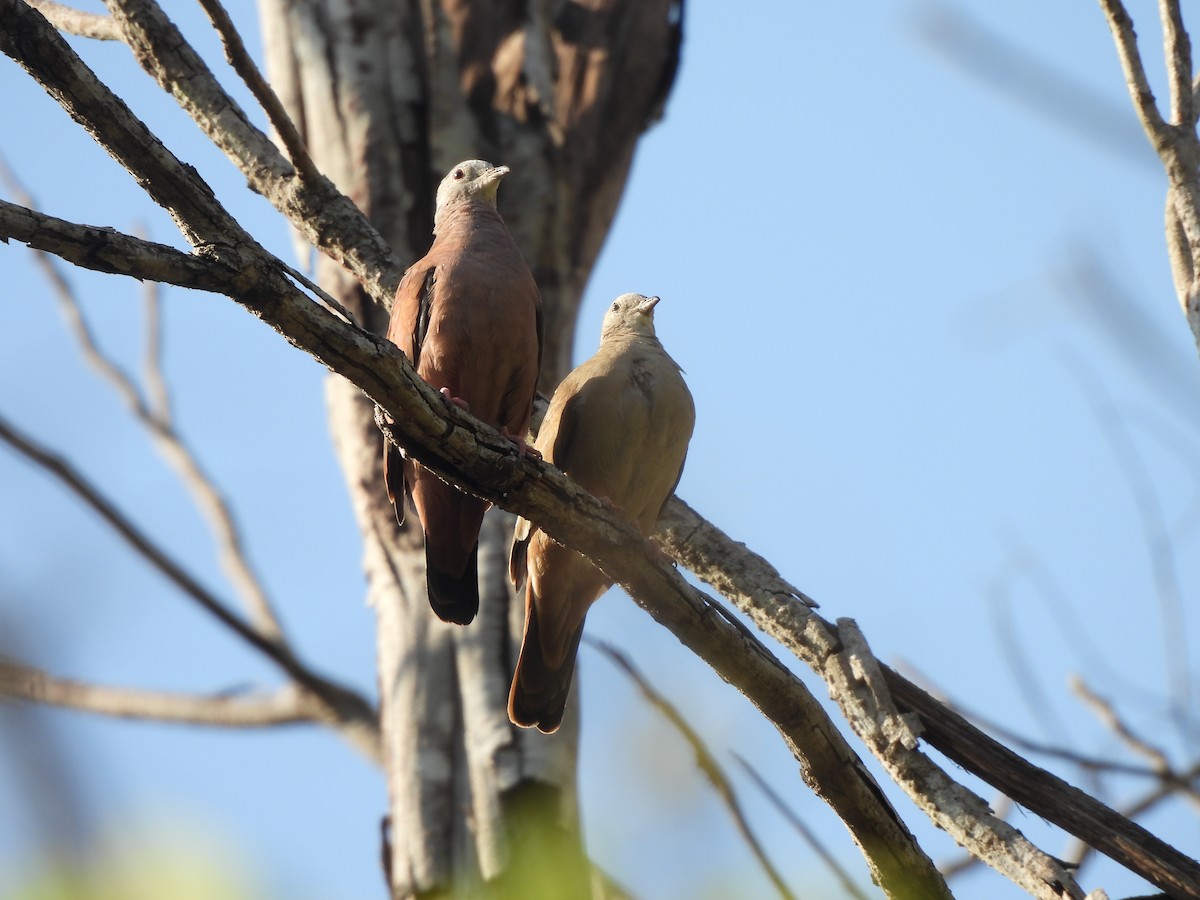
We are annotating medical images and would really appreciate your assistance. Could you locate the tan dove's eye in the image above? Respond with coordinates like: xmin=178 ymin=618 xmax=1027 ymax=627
xmin=453 ymin=168 xmax=465 ymax=180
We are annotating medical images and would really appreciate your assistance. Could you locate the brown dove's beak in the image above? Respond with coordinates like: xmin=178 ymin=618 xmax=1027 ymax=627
xmin=485 ymin=165 xmax=511 ymax=183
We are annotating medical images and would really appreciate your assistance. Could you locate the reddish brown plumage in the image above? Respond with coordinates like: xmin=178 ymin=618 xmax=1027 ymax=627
xmin=384 ymin=160 xmax=542 ymax=625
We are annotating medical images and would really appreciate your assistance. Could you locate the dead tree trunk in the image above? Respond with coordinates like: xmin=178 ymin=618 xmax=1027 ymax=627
xmin=257 ymin=2 xmax=683 ymax=896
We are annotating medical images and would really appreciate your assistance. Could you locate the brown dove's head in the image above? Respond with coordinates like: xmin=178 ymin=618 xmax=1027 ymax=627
xmin=434 ymin=159 xmax=510 ymax=226
xmin=600 ymin=293 xmax=661 ymax=342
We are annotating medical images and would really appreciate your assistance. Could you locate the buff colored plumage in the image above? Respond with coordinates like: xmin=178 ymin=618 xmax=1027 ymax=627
xmin=508 ymin=293 xmax=694 ymax=732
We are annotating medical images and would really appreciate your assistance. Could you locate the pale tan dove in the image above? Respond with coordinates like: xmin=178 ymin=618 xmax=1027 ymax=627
xmin=385 ymin=160 xmax=543 ymax=625
xmin=508 ymin=293 xmax=695 ymax=732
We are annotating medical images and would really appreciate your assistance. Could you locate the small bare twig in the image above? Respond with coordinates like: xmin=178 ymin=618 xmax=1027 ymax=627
xmin=1099 ymin=0 xmax=1200 ymax=340
xmin=140 ymin=274 xmax=171 ymax=419
xmin=1060 ymin=352 xmax=1193 ymax=713
xmin=732 ymin=753 xmax=871 ymax=900
xmin=1099 ymin=1 xmax=1173 ymax=148
xmin=896 ymin=660 xmax=1172 ymax=782
xmin=1 ymin=159 xmax=285 ymax=639
xmin=193 ymin=0 xmax=321 ymax=183
xmin=0 ymin=414 xmax=381 ymax=761
xmin=1072 ymin=677 xmax=1175 ymax=776
xmin=27 ymin=0 xmax=120 ymax=40
xmin=0 ymin=658 xmax=312 ymax=727
xmin=1160 ymin=0 xmax=1195 ymax=126
xmin=590 ymin=638 xmax=797 ymax=900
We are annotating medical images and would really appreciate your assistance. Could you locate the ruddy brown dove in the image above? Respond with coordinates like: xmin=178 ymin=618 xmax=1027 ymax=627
xmin=508 ymin=293 xmax=695 ymax=733
xmin=384 ymin=160 xmax=543 ymax=625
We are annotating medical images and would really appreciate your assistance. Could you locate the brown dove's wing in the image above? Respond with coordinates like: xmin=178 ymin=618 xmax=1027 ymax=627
xmin=382 ymin=265 xmax=438 ymax=527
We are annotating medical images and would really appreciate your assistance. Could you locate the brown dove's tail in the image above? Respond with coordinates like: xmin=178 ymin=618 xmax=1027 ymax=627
xmin=508 ymin=595 xmax=586 ymax=734
xmin=425 ymin=543 xmax=480 ymax=625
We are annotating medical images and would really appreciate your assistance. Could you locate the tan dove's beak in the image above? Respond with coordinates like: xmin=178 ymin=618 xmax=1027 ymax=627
xmin=639 ymin=295 xmax=661 ymax=315
xmin=486 ymin=165 xmax=511 ymax=183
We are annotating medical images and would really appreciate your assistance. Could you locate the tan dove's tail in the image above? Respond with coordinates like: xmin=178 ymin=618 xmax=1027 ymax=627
xmin=508 ymin=593 xmax=586 ymax=734
xmin=425 ymin=543 xmax=479 ymax=625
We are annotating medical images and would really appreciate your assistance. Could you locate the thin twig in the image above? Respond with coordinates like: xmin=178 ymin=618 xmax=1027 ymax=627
xmin=589 ymin=638 xmax=797 ymax=900
xmin=1159 ymin=0 xmax=1195 ymax=127
xmin=895 ymin=660 xmax=1170 ymax=782
xmin=1 ymin=159 xmax=286 ymax=640
xmin=1099 ymin=0 xmax=1173 ymax=149
xmin=26 ymin=0 xmax=120 ymax=40
xmin=1066 ymin=760 xmax=1200 ymax=868
xmin=136 ymin=226 xmax=172 ymax=420
xmin=193 ymin=0 xmax=321 ymax=183
xmin=280 ymin=259 xmax=357 ymax=325
xmin=0 ymin=658 xmax=311 ymax=727
xmin=1072 ymin=676 xmax=1175 ymax=776
xmin=731 ymin=752 xmax=871 ymax=900
xmin=1060 ymin=352 xmax=1193 ymax=714
xmin=0 ymin=414 xmax=381 ymax=761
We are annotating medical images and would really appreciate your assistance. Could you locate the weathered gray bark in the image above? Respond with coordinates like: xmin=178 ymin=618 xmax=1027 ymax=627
xmin=257 ymin=2 xmax=682 ymax=896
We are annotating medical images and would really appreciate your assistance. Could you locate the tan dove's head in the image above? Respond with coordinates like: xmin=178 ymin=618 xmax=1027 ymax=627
xmin=434 ymin=159 xmax=510 ymax=224
xmin=600 ymin=293 xmax=661 ymax=341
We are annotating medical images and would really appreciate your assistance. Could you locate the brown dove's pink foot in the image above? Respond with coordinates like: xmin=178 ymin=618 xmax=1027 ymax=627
xmin=438 ymin=387 xmax=470 ymax=411
xmin=501 ymin=427 xmax=542 ymax=459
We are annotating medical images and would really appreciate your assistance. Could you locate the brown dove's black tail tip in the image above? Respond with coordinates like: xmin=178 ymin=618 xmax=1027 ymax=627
xmin=508 ymin=601 xmax=586 ymax=734
xmin=425 ymin=543 xmax=479 ymax=625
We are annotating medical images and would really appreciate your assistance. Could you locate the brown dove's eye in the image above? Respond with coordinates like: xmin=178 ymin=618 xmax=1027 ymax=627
xmin=453 ymin=169 xmax=465 ymax=180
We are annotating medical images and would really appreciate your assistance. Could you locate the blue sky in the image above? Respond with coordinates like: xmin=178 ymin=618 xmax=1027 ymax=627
xmin=2 ymin=2 xmax=1198 ymax=898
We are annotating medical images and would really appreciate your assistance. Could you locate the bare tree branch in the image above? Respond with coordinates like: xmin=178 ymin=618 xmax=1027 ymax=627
xmin=1160 ymin=0 xmax=1195 ymax=126
xmin=27 ymin=0 xmax=120 ymax=40
xmin=0 ymin=413 xmax=380 ymax=762
xmin=1099 ymin=0 xmax=1174 ymax=148
xmin=0 ymin=658 xmax=312 ymax=727
xmin=193 ymin=0 xmax=320 ymax=182
xmin=1071 ymin=677 xmax=1176 ymax=779
xmin=658 ymin=499 xmax=1200 ymax=897
xmin=1 ymin=160 xmax=287 ymax=641
xmin=827 ymin=620 xmax=1083 ymax=900
xmin=1099 ymin=0 xmax=1200 ymax=344
xmin=1060 ymin=351 xmax=1193 ymax=711
xmin=733 ymin=753 xmax=872 ymax=900
xmin=590 ymin=639 xmax=797 ymax=900
xmin=101 ymin=0 xmax=400 ymax=306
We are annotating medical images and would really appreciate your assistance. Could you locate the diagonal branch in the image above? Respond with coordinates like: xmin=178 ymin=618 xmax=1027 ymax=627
xmin=0 ymin=160 xmax=285 ymax=640
xmin=27 ymin=0 xmax=120 ymax=40
xmin=591 ymin=638 xmax=797 ymax=900
xmin=193 ymin=0 xmax=320 ymax=182
xmin=733 ymin=753 xmax=872 ymax=900
xmin=1099 ymin=0 xmax=1173 ymax=148
xmin=1160 ymin=0 xmax=1195 ymax=126
xmin=1100 ymin=0 xmax=1200 ymax=346
xmin=0 ymin=414 xmax=380 ymax=763
xmin=102 ymin=0 xmax=400 ymax=306
xmin=1 ymin=658 xmax=312 ymax=727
